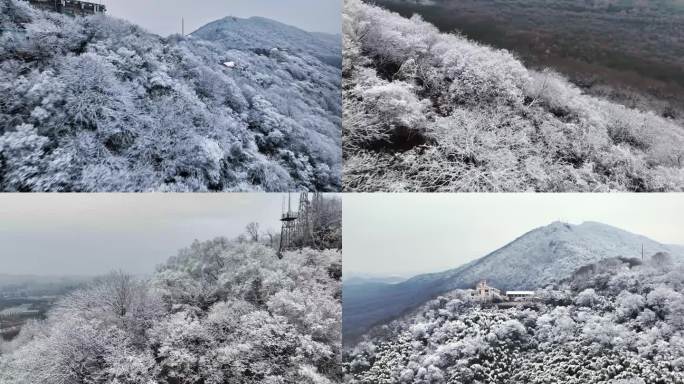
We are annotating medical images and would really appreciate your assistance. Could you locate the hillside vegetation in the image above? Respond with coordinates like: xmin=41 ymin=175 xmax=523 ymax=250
xmin=345 ymin=256 xmax=684 ymax=383
xmin=0 ymin=0 xmax=341 ymax=191
xmin=343 ymin=0 xmax=684 ymax=192
xmin=0 ymin=240 xmax=343 ymax=383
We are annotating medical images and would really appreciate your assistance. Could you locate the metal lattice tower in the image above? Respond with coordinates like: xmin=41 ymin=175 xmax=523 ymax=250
xmin=277 ymin=193 xmax=298 ymax=258
xmin=296 ymin=192 xmax=312 ymax=246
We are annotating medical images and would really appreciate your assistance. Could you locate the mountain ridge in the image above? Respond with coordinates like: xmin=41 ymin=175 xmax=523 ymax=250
xmin=343 ymin=221 xmax=684 ymax=345
xmin=190 ymin=15 xmax=342 ymax=68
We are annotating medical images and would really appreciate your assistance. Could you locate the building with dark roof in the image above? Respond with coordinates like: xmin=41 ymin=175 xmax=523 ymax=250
xmin=26 ymin=0 xmax=106 ymax=16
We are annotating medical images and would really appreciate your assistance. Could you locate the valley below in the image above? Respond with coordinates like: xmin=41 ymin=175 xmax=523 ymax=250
xmin=376 ymin=0 xmax=684 ymax=120
xmin=0 ymin=275 xmax=88 ymax=343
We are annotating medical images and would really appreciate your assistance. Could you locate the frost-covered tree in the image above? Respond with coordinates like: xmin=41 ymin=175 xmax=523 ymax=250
xmin=0 ymin=238 xmax=342 ymax=383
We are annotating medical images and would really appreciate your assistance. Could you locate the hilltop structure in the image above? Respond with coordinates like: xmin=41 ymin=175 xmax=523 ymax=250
xmin=470 ymin=280 xmax=536 ymax=303
xmin=25 ymin=0 xmax=105 ymax=16
xmin=470 ymin=280 xmax=505 ymax=302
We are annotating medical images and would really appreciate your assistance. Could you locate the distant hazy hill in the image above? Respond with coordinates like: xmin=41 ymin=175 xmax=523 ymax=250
xmin=0 ymin=0 xmax=341 ymax=191
xmin=343 ymin=221 xmax=684 ymax=344
xmin=343 ymin=273 xmax=409 ymax=286
xmin=0 ymin=274 xmax=91 ymax=298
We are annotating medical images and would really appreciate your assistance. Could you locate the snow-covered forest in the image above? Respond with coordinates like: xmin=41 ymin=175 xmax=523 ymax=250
xmin=0 ymin=218 xmax=343 ymax=383
xmin=342 ymin=0 xmax=684 ymax=192
xmin=0 ymin=0 xmax=341 ymax=191
xmin=344 ymin=254 xmax=684 ymax=383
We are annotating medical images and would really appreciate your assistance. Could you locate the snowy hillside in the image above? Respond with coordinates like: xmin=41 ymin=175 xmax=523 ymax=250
xmin=0 ymin=240 xmax=343 ymax=383
xmin=345 ymin=262 xmax=684 ymax=383
xmin=434 ymin=221 xmax=683 ymax=291
xmin=0 ymin=0 xmax=341 ymax=191
xmin=343 ymin=221 xmax=684 ymax=344
xmin=343 ymin=0 xmax=684 ymax=192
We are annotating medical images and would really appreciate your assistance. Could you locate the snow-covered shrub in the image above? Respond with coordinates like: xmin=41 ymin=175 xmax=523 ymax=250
xmin=342 ymin=0 xmax=684 ymax=192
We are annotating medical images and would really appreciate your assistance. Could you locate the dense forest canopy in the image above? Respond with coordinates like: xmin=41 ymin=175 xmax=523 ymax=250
xmin=0 ymin=239 xmax=342 ymax=383
xmin=0 ymin=194 xmax=343 ymax=383
xmin=343 ymin=0 xmax=684 ymax=192
xmin=0 ymin=0 xmax=341 ymax=191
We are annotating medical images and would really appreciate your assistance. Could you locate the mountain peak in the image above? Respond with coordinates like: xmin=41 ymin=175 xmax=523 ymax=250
xmin=191 ymin=15 xmax=341 ymax=67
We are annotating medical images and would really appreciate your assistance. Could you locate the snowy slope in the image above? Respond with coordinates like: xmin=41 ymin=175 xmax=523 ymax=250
xmin=433 ymin=221 xmax=683 ymax=290
xmin=343 ymin=221 xmax=684 ymax=344
xmin=343 ymin=0 xmax=684 ymax=192
xmin=0 ymin=1 xmax=341 ymax=191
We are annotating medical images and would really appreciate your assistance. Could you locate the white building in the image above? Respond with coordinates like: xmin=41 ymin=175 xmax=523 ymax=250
xmin=506 ymin=291 xmax=536 ymax=301
xmin=471 ymin=280 xmax=505 ymax=302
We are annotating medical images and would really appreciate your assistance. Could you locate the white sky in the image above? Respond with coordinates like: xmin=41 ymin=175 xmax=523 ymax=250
xmin=98 ymin=0 xmax=342 ymax=36
xmin=0 ymin=194 xmax=287 ymax=276
xmin=343 ymin=194 xmax=684 ymax=278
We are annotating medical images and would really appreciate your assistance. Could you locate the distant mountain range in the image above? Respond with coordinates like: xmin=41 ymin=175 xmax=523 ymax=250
xmin=343 ymin=221 xmax=684 ymax=345
xmin=344 ymin=273 xmax=410 ymax=286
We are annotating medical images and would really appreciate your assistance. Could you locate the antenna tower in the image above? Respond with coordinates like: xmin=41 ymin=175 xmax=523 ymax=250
xmin=277 ymin=193 xmax=298 ymax=258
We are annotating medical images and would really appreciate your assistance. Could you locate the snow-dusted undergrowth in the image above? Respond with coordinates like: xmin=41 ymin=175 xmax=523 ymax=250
xmin=342 ymin=0 xmax=684 ymax=192
xmin=345 ymin=257 xmax=684 ymax=383
xmin=0 ymin=240 xmax=343 ymax=383
xmin=0 ymin=0 xmax=341 ymax=191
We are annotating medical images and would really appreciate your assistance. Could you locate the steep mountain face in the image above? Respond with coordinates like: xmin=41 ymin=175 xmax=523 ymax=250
xmin=0 ymin=1 xmax=341 ymax=191
xmin=343 ymin=221 xmax=684 ymax=344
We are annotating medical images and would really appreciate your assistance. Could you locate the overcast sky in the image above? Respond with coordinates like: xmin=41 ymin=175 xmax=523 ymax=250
xmin=99 ymin=0 xmax=341 ymax=36
xmin=0 ymin=194 xmax=288 ymax=276
xmin=343 ymin=194 xmax=684 ymax=278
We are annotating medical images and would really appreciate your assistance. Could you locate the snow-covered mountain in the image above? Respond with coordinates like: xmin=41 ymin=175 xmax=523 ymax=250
xmin=0 ymin=1 xmax=341 ymax=191
xmin=191 ymin=16 xmax=342 ymax=67
xmin=419 ymin=221 xmax=683 ymax=291
xmin=343 ymin=221 xmax=684 ymax=344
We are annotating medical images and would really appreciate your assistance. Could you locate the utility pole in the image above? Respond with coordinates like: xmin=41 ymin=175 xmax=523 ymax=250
xmin=181 ymin=17 xmax=185 ymax=36
xmin=642 ymin=244 xmax=644 ymax=261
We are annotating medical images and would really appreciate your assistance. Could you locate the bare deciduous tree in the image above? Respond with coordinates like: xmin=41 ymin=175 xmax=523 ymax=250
xmin=245 ymin=222 xmax=260 ymax=242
